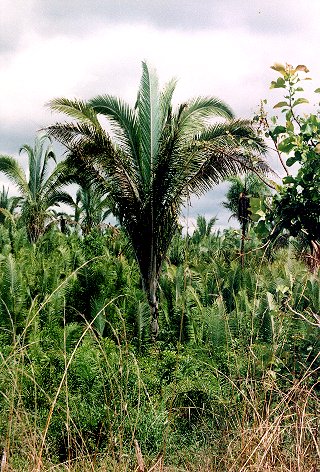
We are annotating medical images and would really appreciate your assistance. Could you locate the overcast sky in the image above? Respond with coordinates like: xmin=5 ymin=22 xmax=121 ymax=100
xmin=1 ymin=0 xmax=319 ymax=230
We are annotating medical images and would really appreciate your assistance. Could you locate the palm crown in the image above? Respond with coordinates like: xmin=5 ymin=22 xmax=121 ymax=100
xmin=47 ymin=62 xmax=267 ymax=335
xmin=74 ymin=182 xmax=112 ymax=235
xmin=0 ymin=133 xmax=74 ymax=242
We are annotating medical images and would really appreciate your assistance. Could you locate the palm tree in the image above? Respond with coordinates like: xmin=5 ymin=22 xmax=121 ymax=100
xmin=222 ymin=172 xmax=271 ymax=266
xmin=0 ymin=186 xmax=22 ymax=224
xmin=0 ymin=133 xmax=74 ymax=242
xmin=74 ymin=182 xmax=112 ymax=235
xmin=47 ymin=62 xmax=267 ymax=337
xmin=192 ymin=215 xmax=217 ymax=244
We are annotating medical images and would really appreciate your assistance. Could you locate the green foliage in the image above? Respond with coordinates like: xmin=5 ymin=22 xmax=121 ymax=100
xmin=0 ymin=133 xmax=74 ymax=243
xmin=223 ymin=172 xmax=271 ymax=225
xmin=191 ymin=215 xmax=217 ymax=245
xmin=255 ymin=64 xmax=320 ymax=255
xmin=0 ymin=221 xmax=319 ymax=469
xmin=74 ymin=182 xmax=112 ymax=235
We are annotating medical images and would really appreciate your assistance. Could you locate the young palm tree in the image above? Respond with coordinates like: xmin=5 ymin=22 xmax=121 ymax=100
xmin=0 ymin=186 xmax=22 ymax=224
xmin=74 ymin=182 xmax=112 ymax=235
xmin=0 ymin=133 xmax=74 ymax=242
xmin=47 ymin=62 xmax=267 ymax=336
xmin=192 ymin=215 xmax=218 ymax=244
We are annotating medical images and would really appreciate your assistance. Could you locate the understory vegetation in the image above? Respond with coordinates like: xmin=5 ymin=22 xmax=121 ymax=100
xmin=0 ymin=223 xmax=319 ymax=471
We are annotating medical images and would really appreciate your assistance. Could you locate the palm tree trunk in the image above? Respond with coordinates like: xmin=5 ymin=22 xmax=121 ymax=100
xmin=135 ymin=238 xmax=160 ymax=340
xmin=147 ymin=249 xmax=160 ymax=340
xmin=140 ymin=271 xmax=159 ymax=340
xmin=148 ymin=273 xmax=159 ymax=340
xmin=240 ymin=221 xmax=246 ymax=268
xmin=239 ymin=192 xmax=249 ymax=269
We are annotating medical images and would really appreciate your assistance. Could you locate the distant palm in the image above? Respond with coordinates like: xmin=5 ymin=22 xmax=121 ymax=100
xmin=0 ymin=186 xmax=22 ymax=224
xmin=48 ymin=62 xmax=267 ymax=336
xmin=74 ymin=182 xmax=112 ymax=235
xmin=192 ymin=215 xmax=218 ymax=244
xmin=222 ymin=172 xmax=271 ymax=265
xmin=0 ymin=134 xmax=73 ymax=242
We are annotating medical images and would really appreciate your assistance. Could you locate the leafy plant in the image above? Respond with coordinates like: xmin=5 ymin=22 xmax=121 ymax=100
xmin=255 ymin=63 xmax=320 ymax=267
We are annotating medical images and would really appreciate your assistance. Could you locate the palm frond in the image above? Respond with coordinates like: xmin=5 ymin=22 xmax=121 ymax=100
xmin=0 ymin=155 xmax=28 ymax=196
xmin=178 ymin=145 xmax=256 ymax=200
xmin=50 ymin=122 xmax=142 ymax=221
xmin=198 ymin=119 xmax=265 ymax=150
xmin=159 ymin=77 xmax=177 ymax=126
xmin=48 ymin=97 xmax=101 ymax=127
xmin=0 ymin=187 xmax=22 ymax=215
xmin=47 ymin=121 xmax=101 ymax=150
xmin=40 ymin=137 xmax=56 ymax=186
xmin=89 ymin=95 xmax=140 ymax=170
xmin=19 ymin=134 xmax=56 ymax=199
xmin=45 ymin=190 xmax=75 ymax=208
xmin=137 ymin=61 xmax=162 ymax=186
xmin=177 ymin=96 xmax=234 ymax=135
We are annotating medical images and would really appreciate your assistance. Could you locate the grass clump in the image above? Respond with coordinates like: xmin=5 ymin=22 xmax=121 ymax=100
xmin=0 ymin=227 xmax=319 ymax=471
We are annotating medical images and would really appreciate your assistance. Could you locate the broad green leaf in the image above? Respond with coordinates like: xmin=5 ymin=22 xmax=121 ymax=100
xmin=250 ymin=197 xmax=262 ymax=210
xmin=285 ymin=110 xmax=293 ymax=121
xmin=286 ymin=121 xmax=294 ymax=132
xmin=283 ymin=175 xmax=295 ymax=184
xmin=273 ymin=101 xmax=289 ymax=109
xmin=292 ymin=98 xmax=309 ymax=107
xmin=314 ymin=88 xmax=320 ymax=93
xmin=250 ymin=213 xmax=261 ymax=223
xmin=278 ymin=138 xmax=294 ymax=153
xmin=255 ymin=220 xmax=271 ymax=238
xmin=271 ymin=125 xmax=287 ymax=136
xmin=286 ymin=156 xmax=297 ymax=167
xmin=301 ymin=122 xmax=313 ymax=135
xmin=250 ymin=197 xmax=268 ymax=222
xmin=270 ymin=77 xmax=285 ymax=89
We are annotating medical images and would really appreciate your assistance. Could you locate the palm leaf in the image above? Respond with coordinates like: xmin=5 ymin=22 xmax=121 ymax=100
xmin=89 ymin=95 xmax=140 ymax=173
xmin=48 ymin=97 xmax=101 ymax=127
xmin=45 ymin=190 xmax=75 ymax=208
xmin=137 ymin=61 xmax=162 ymax=187
xmin=177 ymin=96 xmax=234 ymax=136
xmin=0 ymin=155 xmax=29 ymax=196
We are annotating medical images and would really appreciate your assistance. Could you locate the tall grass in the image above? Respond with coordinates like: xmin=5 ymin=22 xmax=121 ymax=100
xmin=0 ymin=230 xmax=319 ymax=471
xmin=0 ymin=328 xmax=319 ymax=470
